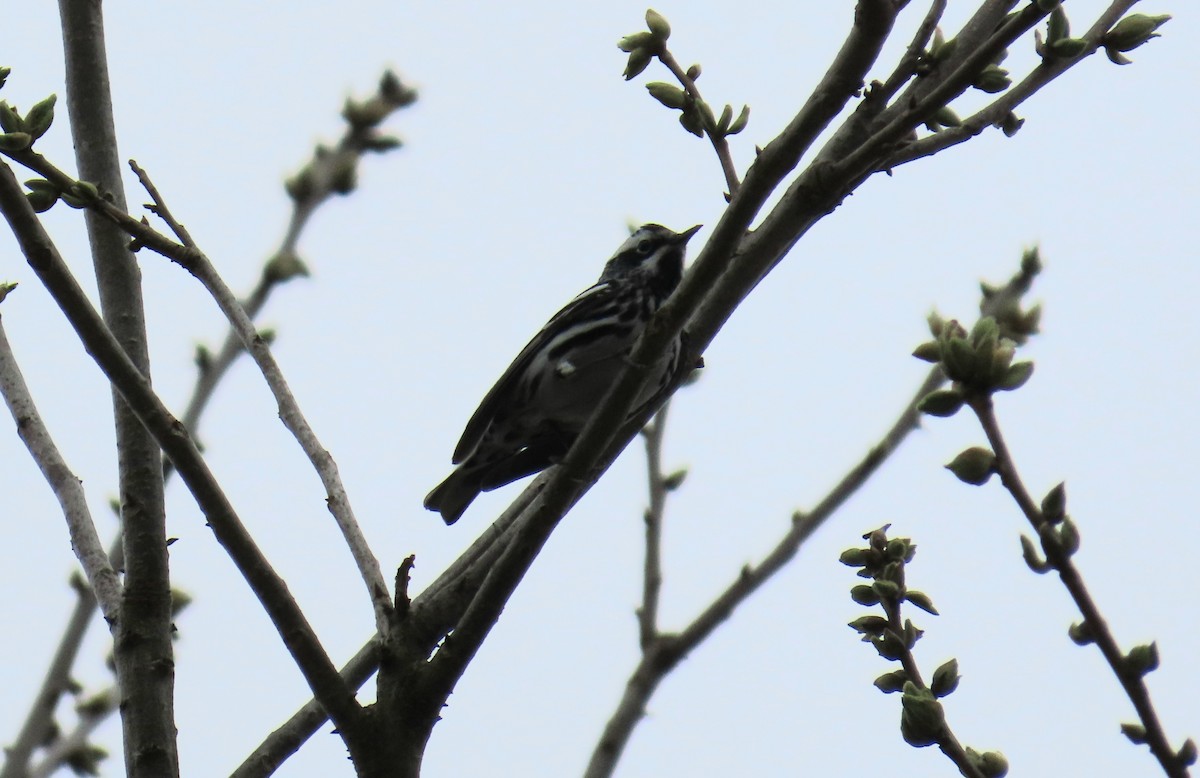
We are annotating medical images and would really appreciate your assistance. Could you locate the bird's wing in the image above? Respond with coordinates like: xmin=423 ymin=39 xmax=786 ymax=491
xmin=452 ymin=281 xmax=617 ymax=463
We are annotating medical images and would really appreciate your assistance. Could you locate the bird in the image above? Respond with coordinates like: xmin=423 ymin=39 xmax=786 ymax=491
xmin=424 ymin=223 xmax=702 ymax=525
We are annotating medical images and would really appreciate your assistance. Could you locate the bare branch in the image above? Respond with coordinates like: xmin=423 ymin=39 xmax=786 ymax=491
xmin=637 ymin=404 xmax=671 ymax=648
xmin=56 ymin=0 xmax=175 ymax=772
xmin=0 ymin=311 xmax=121 ymax=619
xmin=968 ymin=395 xmax=1193 ymax=778
xmin=1 ymin=574 xmax=108 ymax=778
xmin=126 ymin=161 xmax=394 ymax=636
xmin=585 ymin=366 xmax=945 ymax=778
xmin=0 ymin=160 xmax=371 ymax=755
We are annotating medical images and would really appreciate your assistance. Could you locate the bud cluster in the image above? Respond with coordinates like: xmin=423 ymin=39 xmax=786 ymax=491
xmin=842 ymin=526 xmax=1008 ymax=776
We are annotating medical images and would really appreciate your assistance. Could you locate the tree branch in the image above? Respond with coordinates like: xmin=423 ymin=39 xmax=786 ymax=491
xmin=56 ymin=1 xmax=174 ymax=773
xmin=636 ymin=404 xmax=671 ymax=648
xmin=584 ymin=365 xmax=945 ymax=778
xmin=0 ymin=309 xmax=122 ymax=620
xmin=968 ymin=395 xmax=1193 ymax=778
xmin=126 ymin=161 xmax=395 ymax=635
xmin=0 ymin=160 xmax=372 ymax=759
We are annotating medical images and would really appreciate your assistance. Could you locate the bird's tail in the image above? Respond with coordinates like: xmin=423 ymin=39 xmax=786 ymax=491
xmin=424 ymin=466 xmax=483 ymax=525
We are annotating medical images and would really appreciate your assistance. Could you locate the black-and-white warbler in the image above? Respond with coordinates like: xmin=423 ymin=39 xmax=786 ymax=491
xmin=425 ymin=223 xmax=702 ymax=525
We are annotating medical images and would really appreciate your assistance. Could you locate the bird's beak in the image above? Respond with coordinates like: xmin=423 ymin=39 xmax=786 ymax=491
xmin=674 ymin=224 xmax=703 ymax=244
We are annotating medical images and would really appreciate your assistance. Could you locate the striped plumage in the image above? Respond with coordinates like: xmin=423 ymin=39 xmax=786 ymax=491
xmin=425 ymin=223 xmax=702 ymax=525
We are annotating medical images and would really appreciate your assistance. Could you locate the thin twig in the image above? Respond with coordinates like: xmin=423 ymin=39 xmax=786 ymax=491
xmin=875 ymin=0 xmax=948 ymax=102
xmin=885 ymin=0 xmax=1143 ymax=169
xmin=0 ymin=313 xmax=122 ymax=619
xmin=637 ymin=403 xmax=670 ymax=649
xmin=584 ymin=365 xmax=945 ymax=778
xmin=968 ymin=394 xmax=1191 ymax=778
xmin=0 ymin=160 xmax=371 ymax=756
xmin=0 ymin=575 xmax=102 ymax=778
xmin=26 ymin=686 xmax=118 ymax=778
xmin=656 ymin=50 xmax=742 ymax=197
xmin=127 ymin=161 xmax=394 ymax=636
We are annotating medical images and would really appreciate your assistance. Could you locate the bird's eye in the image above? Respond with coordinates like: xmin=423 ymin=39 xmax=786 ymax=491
xmin=637 ymin=240 xmax=653 ymax=254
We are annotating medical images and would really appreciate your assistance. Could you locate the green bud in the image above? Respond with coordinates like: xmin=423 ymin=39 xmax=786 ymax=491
xmin=912 ymin=340 xmax=941 ymax=363
xmin=1178 ymin=739 xmax=1198 ymax=767
xmin=716 ymin=104 xmax=733 ymax=134
xmin=971 ymin=316 xmax=999 ymax=352
xmin=998 ymin=111 xmax=1024 ymax=137
xmin=1058 ymin=515 xmax=1080 ymax=556
xmin=996 ymin=360 xmax=1034 ymax=391
xmin=696 ymin=99 xmax=717 ymax=133
xmin=0 ymin=131 xmax=32 ymax=152
xmin=645 ymin=9 xmax=671 ymax=41
xmin=1047 ymin=5 xmax=1070 ymax=43
xmin=1041 ymin=482 xmax=1067 ymax=522
xmin=900 ymin=687 xmax=945 ymax=747
xmin=945 ymin=447 xmax=996 ymax=486
xmin=361 ymin=135 xmax=403 ymax=153
xmin=1068 ymin=621 xmax=1095 ymax=645
xmin=378 ymin=70 xmax=417 ymax=107
xmin=848 ymin=615 xmax=889 ymax=637
xmin=284 ymin=168 xmax=314 ymax=202
xmin=932 ymin=33 xmax=958 ymax=64
xmin=1020 ymin=534 xmax=1051 ymax=574
xmin=170 ymin=588 xmax=193 ymax=616
xmin=873 ymin=669 xmax=908 ymax=693
xmin=972 ymin=65 xmax=1011 ymax=94
xmin=850 ymin=584 xmax=880 ymax=606
xmin=885 ymin=537 xmax=910 ymax=561
xmin=930 ymin=658 xmax=960 ymax=697
xmin=0 ymin=281 xmax=16 ymax=304
xmin=932 ymin=106 xmax=961 ymax=128
xmin=943 ymin=336 xmax=978 ymax=381
xmin=1125 ymin=642 xmax=1160 ymax=676
xmin=1104 ymin=14 xmax=1171 ymax=53
xmin=71 ymin=180 xmax=100 ymax=201
xmin=264 ymin=252 xmax=310 ymax=284
xmin=24 ymin=93 xmax=55 ymax=140
xmin=903 ymin=618 xmax=924 ymax=649
xmin=0 ymin=67 xmax=9 ymax=89
xmin=1121 ymin=723 xmax=1148 ymax=745
xmin=686 ymin=63 xmax=701 ymax=80
xmin=874 ymin=630 xmax=907 ymax=661
xmin=662 ymin=468 xmax=688 ymax=491
xmin=839 ymin=547 xmax=870 ymax=567
xmin=917 ymin=388 xmax=964 ymax=418
xmin=727 ymin=104 xmax=750 ymax=135
xmin=645 ymin=81 xmax=687 ymax=110
xmin=872 ymin=578 xmax=901 ymax=600
xmin=194 ymin=344 xmax=212 ymax=372
xmin=623 ymin=48 xmax=654 ymax=81
xmin=26 ymin=188 xmax=57 ymax=212
xmin=617 ymin=31 xmax=656 ymax=53
xmin=678 ymin=106 xmax=704 ymax=137
xmin=0 ymin=101 xmax=22 ymax=134
xmin=927 ymin=310 xmax=946 ymax=337
xmin=905 ymin=591 xmax=938 ymax=616
xmin=977 ymin=750 xmax=1009 ymax=778
xmin=1049 ymin=38 xmax=1090 ymax=59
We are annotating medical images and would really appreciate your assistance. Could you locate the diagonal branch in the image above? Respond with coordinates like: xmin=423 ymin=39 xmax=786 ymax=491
xmin=130 ymin=161 xmax=394 ymax=635
xmin=0 ymin=307 xmax=122 ymax=620
xmin=584 ymin=365 xmax=946 ymax=778
xmin=0 ymin=159 xmax=371 ymax=756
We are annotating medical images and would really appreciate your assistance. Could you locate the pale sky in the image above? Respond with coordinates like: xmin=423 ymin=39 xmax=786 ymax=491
xmin=1 ymin=2 xmax=1196 ymax=776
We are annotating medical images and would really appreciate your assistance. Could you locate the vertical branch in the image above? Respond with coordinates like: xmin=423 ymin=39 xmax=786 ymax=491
xmin=637 ymin=404 xmax=670 ymax=648
xmin=56 ymin=2 xmax=176 ymax=775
